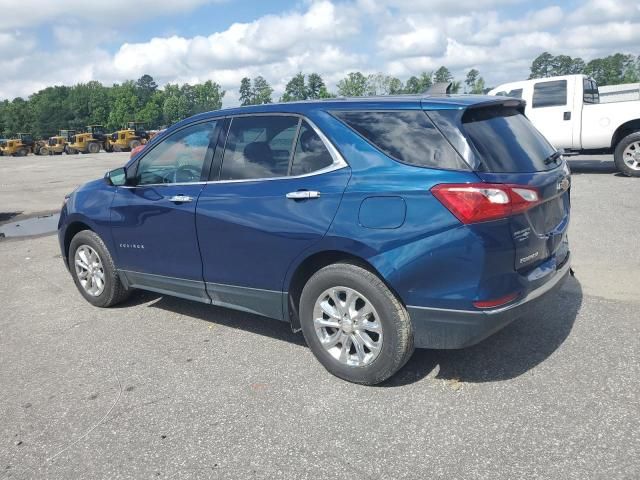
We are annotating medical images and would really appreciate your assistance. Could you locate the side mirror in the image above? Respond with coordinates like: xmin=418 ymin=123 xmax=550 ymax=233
xmin=106 ymin=167 xmax=127 ymax=186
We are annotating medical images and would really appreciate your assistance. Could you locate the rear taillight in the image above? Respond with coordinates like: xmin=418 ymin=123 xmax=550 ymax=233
xmin=431 ymin=183 xmax=540 ymax=224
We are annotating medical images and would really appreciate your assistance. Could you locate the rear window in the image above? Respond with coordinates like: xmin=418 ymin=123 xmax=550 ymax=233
xmin=461 ymin=106 xmax=557 ymax=173
xmin=332 ymin=110 xmax=468 ymax=170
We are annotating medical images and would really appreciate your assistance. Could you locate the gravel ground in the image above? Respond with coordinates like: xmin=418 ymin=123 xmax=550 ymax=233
xmin=0 ymin=154 xmax=638 ymax=479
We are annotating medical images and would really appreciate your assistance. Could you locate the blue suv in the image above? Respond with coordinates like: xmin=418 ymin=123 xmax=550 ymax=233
xmin=59 ymin=95 xmax=571 ymax=384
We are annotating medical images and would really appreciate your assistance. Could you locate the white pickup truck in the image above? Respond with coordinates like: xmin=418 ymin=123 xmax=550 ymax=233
xmin=489 ymin=74 xmax=640 ymax=177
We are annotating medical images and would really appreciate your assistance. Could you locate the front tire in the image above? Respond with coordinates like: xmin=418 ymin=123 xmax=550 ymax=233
xmin=614 ymin=132 xmax=640 ymax=177
xmin=299 ymin=263 xmax=414 ymax=385
xmin=69 ymin=230 xmax=130 ymax=307
xmin=88 ymin=142 xmax=101 ymax=154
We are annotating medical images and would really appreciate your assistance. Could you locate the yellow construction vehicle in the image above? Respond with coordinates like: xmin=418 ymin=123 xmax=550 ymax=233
xmin=59 ymin=129 xmax=76 ymax=142
xmin=0 ymin=133 xmax=34 ymax=156
xmin=39 ymin=136 xmax=67 ymax=155
xmin=66 ymin=125 xmax=109 ymax=154
xmin=33 ymin=139 xmax=48 ymax=155
xmin=108 ymin=122 xmax=149 ymax=152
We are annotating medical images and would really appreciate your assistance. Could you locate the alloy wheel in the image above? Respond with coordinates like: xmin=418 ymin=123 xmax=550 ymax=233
xmin=74 ymin=245 xmax=105 ymax=297
xmin=622 ymin=141 xmax=640 ymax=171
xmin=313 ymin=286 xmax=383 ymax=367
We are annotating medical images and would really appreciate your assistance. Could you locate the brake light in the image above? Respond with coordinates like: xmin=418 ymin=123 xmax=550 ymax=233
xmin=431 ymin=183 xmax=540 ymax=224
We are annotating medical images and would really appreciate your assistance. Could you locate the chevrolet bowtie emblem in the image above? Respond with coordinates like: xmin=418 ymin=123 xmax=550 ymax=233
xmin=557 ymin=177 xmax=570 ymax=192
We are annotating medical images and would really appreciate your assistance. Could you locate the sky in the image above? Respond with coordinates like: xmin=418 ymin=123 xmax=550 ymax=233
xmin=0 ymin=0 xmax=638 ymax=106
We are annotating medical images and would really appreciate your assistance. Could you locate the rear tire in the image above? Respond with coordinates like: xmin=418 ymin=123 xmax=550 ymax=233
xmin=614 ymin=132 xmax=640 ymax=177
xmin=69 ymin=230 xmax=130 ymax=307
xmin=129 ymin=139 xmax=142 ymax=150
xmin=299 ymin=263 xmax=414 ymax=385
xmin=16 ymin=148 xmax=28 ymax=157
xmin=88 ymin=142 xmax=100 ymax=154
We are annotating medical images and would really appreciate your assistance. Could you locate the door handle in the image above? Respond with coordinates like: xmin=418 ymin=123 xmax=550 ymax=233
xmin=563 ymin=111 xmax=571 ymax=121
xmin=286 ymin=190 xmax=321 ymax=200
xmin=168 ymin=194 xmax=193 ymax=203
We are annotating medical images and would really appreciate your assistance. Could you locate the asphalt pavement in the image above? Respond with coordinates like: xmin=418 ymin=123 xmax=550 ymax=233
xmin=0 ymin=154 xmax=638 ymax=479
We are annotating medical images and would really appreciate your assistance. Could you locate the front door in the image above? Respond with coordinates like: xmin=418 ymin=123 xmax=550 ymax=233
xmin=110 ymin=120 xmax=218 ymax=302
xmin=196 ymin=115 xmax=350 ymax=319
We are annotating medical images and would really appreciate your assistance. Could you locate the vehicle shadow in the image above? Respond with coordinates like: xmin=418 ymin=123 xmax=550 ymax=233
xmin=384 ymin=276 xmax=583 ymax=387
xmin=124 ymin=277 xmax=582 ymax=387
xmin=144 ymin=292 xmax=307 ymax=347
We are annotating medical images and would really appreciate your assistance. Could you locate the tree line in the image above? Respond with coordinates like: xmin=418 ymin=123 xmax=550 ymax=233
xmin=1 ymin=51 xmax=638 ymax=139
xmin=529 ymin=52 xmax=640 ymax=84
xmin=0 ymin=75 xmax=225 ymax=139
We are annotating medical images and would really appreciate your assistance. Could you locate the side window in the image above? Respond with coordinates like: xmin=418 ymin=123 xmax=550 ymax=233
xmin=583 ymin=79 xmax=600 ymax=104
xmin=333 ymin=110 xmax=468 ymax=170
xmin=290 ymin=121 xmax=334 ymax=176
xmin=136 ymin=121 xmax=215 ymax=185
xmin=220 ymin=115 xmax=299 ymax=180
xmin=532 ymin=80 xmax=567 ymax=108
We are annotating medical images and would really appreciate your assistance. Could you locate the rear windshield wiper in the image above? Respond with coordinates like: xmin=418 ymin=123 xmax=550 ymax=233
xmin=544 ymin=151 xmax=561 ymax=165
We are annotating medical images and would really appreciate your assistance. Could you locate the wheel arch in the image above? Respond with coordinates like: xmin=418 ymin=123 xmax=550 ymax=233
xmin=63 ymin=221 xmax=93 ymax=262
xmin=611 ymin=119 xmax=640 ymax=150
xmin=285 ymin=249 xmax=404 ymax=331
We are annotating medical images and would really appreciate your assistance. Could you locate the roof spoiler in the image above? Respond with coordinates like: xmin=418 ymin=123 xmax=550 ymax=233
xmin=424 ymin=82 xmax=452 ymax=95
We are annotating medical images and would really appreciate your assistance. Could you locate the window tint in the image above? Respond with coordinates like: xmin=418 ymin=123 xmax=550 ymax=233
xmin=220 ymin=116 xmax=299 ymax=180
xmin=290 ymin=121 xmax=334 ymax=175
xmin=333 ymin=110 xmax=467 ymax=170
xmin=461 ymin=106 xmax=556 ymax=172
xmin=136 ymin=121 xmax=215 ymax=185
xmin=532 ymin=80 xmax=567 ymax=108
xmin=583 ymin=78 xmax=600 ymax=104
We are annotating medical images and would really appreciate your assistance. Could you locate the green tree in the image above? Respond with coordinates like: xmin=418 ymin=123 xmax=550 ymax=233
xmin=403 ymin=72 xmax=432 ymax=94
xmin=192 ymin=80 xmax=224 ymax=114
xmin=366 ymin=73 xmax=404 ymax=95
xmin=135 ymin=74 xmax=158 ymax=105
xmin=433 ymin=66 xmax=453 ymax=84
xmin=281 ymin=73 xmax=308 ymax=102
xmin=137 ymin=90 xmax=165 ymax=128
xmin=252 ymin=76 xmax=273 ymax=104
xmin=529 ymin=52 xmax=555 ymax=79
xmin=239 ymin=77 xmax=252 ymax=106
xmin=29 ymin=86 xmax=73 ymax=138
xmin=307 ymin=73 xmax=332 ymax=99
xmin=465 ymin=69 xmax=485 ymax=94
xmin=336 ymin=72 xmax=368 ymax=97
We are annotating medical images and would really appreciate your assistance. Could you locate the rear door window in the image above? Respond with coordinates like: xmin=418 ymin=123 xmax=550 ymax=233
xmin=460 ymin=106 xmax=557 ymax=172
xmin=290 ymin=121 xmax=334 ymax=175
xmin=220 ymin=115 xmax=299 ymax=180
xmin=532 ymin=80 xmax=567 ymax=108
xmin=332 ymin=110 xmax=467 ymax=170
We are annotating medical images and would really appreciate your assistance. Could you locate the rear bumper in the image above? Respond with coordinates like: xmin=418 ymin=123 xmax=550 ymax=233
xmin=408 ymin=258 xmax=571 ymax=349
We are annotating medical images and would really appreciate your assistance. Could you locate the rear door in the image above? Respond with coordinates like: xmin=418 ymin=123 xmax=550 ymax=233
xmin=452 ymin=104 xmax=571 ymax=273
xmin=195 ymin=114 xmax=350 ymax=320
xmin=525 ymin=78 xmax=577 ymax=149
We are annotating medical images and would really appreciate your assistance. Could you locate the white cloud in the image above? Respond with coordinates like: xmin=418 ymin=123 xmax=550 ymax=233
xmin=0 ymin=0 xmax=224 ymax=29
xmin=0 ymin=0 xmax=638 ymax=103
